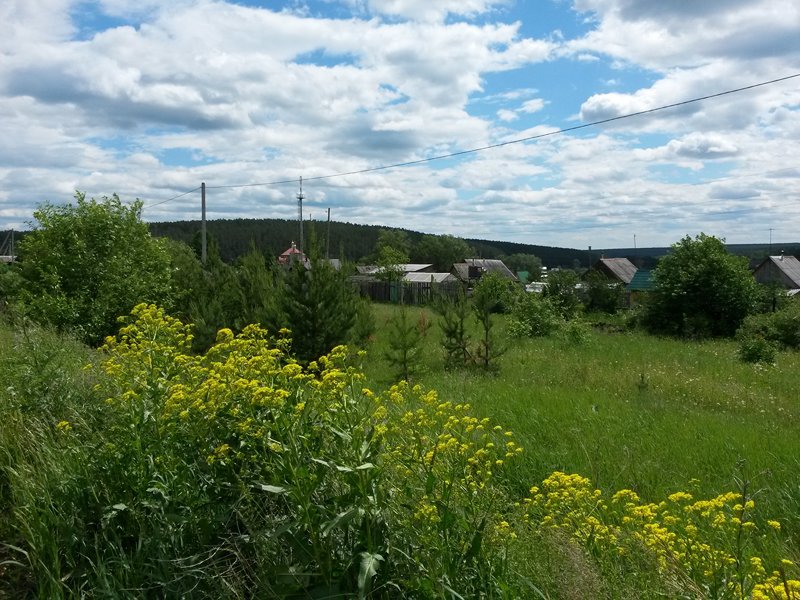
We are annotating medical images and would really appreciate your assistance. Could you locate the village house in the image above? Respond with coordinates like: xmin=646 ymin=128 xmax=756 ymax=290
xmin=752 ymin=253 xmax=800 ymax=296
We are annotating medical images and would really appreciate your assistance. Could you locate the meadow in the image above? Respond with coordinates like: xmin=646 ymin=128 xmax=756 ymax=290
xmin=1 ymin=303 xmax=798 ymax=598
xmin=364 ymin=304 xmax=800 ymax=555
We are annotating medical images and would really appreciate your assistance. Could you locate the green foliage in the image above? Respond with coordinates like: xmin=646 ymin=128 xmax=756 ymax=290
xmin=471 ymin=283 xmax=504 ymax=372
xmin=383 ymin=305 xmax=430 ymax=381
xmin=281 ymin=256 xmax=358 ymax=363
xmin=584 ymin=269 xmax=624 ymax=314
xmin=375 ymin=228 xmax=411 ymax=258
xmin=508 ymin=293 xmax=563 ymax=338
xmin=472 ymin=271 xmax=520 ymax=314
xmin=413 ymin=234 xmax=472 ymax=272
xmin=3 ymin=309 xmax=800 ymax=598
xmin=502 ymin=253 xmax=543 ymax=280
xmin=738 ymin=300 xmax=800 ymax=350
xmin=736 ymin=300 xmax=800 ymax=362
xmin=349 ymin=296 xmax=376 ymax=347
xmin=737 ymin=334 xmax=778 ymax=363
xmin=188 ymin=257 xmax=244 ymax=350
xmin=543 ymin=269 xmax=582 ymax=318
xmin=644 ymin=233 xmax=759 ymax=338
xmin=374 ymin=245 xmax=409 ymax=283
xmin=435 ymin=289 xmax=472 ymax=370
xmin=18 ymin=193 xmax=172 ymax=345
xmin=159 ymin=237 xmax=204 ymax=320
xmin=0 ymin=262 xmax=24 ymax=309
xmin=1 ymin=307 xmax=529 ymax=596
xmin=235 ymin=245 xmax=282 ymax=331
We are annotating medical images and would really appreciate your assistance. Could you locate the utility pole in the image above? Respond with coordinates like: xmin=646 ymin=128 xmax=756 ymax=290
xmin=201 ymin=182 xmax=207 ymax=266
xmin=633 ymin=234 xmax=637 ymax=249
xmin=326 ymin=207 xmax=331 ymax=259
xmin=297 ymin=177 xmax=304 ymax=254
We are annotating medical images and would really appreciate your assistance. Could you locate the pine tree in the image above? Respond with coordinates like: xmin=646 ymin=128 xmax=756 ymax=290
xmin=281 ymin=249 xmax=358 ymax=363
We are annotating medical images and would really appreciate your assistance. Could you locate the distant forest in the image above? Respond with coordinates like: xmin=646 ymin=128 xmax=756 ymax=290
xmin=4 ymin=219 xmax=799 ymax=270
xmin=147 ymin=218 xmax=594 ymax=268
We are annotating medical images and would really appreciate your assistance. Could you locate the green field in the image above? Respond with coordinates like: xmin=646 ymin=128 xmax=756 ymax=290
xmin=364 ymin=304 xmax=800 ymax=543
xmin=2 ymin=305 xmax=799 ymax=597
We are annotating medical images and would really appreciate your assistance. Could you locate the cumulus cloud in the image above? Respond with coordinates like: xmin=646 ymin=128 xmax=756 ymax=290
xmin=0 ymin=0 xmax=798 ymax=249
xmin=347 ymin=0 xmax=511 ymax=22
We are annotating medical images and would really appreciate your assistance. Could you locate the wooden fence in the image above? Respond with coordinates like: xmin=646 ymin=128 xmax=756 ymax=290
xmin=353 ymin=280 xmax=463 ymax=305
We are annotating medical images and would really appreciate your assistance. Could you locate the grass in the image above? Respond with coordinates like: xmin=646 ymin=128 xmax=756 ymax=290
xmin=362 ymin=303 xmax=800 ymax=559
xmin=2 ymin=304 xmax=799 ymax=597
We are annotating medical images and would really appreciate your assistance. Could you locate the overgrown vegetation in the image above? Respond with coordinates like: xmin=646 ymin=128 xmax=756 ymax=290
xmin=3 ymin=194 xmax=800 ymax=597
xmin=17 ymin=193 xmax=173 ymax=344
xmin=2 ymin=307 xmax=799 ymax=597
xmin=644 ymin=233 xmax=760 ymax=338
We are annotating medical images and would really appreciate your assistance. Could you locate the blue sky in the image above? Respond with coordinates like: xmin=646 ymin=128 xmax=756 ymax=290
xmin=1 ymin=0 xmax=798 ymax=248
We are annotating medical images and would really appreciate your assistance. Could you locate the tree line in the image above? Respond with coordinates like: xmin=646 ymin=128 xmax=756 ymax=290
xmin=2 ymin=193 xmax=798 ymax=368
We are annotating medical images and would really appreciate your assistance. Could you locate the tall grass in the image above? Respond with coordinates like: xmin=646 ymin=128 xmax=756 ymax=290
xmin=2 ymin=305 xmax=799 ymax=597
xmin=362 ymin=303 xmax=800 ymax=563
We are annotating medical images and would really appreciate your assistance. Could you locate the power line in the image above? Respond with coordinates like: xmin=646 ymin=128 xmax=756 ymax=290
xmin=137 ymin=73 xmax=799 ymax=214
xmin=142 ymin=186 xmax=202 ymax=209
xmin=203 ymin=73 xmax=800 ymax=190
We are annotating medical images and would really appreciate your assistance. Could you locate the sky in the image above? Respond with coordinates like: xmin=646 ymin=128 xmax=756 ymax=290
xmin=1 ymin=0 xmax=799 ymax=249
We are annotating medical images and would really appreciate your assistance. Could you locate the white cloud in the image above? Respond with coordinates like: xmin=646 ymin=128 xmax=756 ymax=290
xmin=569 ymin=0 xmax=800 ymax=70
xmin=0 ymin=0 xmax=798 ymax=249
xmin=348 ymin=0 xmax=511 ymax=22
xmin=519 ymin=98 xmax=545 ymax=114
xmin=497 ymin=109 xmax=517 ymax=122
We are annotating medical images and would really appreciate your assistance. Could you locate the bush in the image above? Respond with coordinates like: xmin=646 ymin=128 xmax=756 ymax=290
xmin=584 ymin=270 xmax=624 ymax=314
xmin=472 ymin=271 xmax=520 ymax=314
xmin=18 ymin=193 xmax=172 ymax=345
xmin=508 ymin=293 xmax=563 ymax=338
xmin=736 ymin=301 xmax=800 ymax=361
xmin=543 ymin=270 xmax=583 ymax=319
xmin=349 ymin=296 xmax=376 ymax=347
xmin=737 ymin=334 xmax=778 ymax=363
xmin=643 ymin=234 xmax=759 ymax=338
xmin=3 ymin=307 xmax=799 ymax=598
xmin=3 ymin=304 xmax=525 ymax=596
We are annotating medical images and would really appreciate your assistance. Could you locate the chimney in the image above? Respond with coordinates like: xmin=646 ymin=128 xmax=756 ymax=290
xmin=780 ymin=251 xmax=784 ymax=261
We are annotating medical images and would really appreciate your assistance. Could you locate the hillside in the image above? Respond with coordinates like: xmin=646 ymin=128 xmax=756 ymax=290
xmin=4 ymin=220 xmax=799 ymax=269
xmin=147 ymin=218 xmax=591 ymax=267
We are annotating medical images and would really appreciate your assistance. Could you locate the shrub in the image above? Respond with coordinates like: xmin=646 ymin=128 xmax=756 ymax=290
xmin=18 ymin=193 xmax=172 ymax=345
xmin=4 ymin=304 xmax=525 ymax=597
xmin=383 ymin=304 xmax=428 ymax=381
xmin=472 ymin=271 xmax=520 ymax=314
xmin=508 ymin=293 xmax=563 ymax=338
xmin=521 ymin=473 xmax=799 ymax=599
xmin=584 ymin=270 xmax=624 ymax=314
xmin=543 ymin=270 xmax=583 ymax=319
xmin=737 ymin=334 xmax=778 ymax=363
xmin=435 ymin=289 xmax=472 ymax=370
xmin=736 ymin=301 xmax=800 ymax=362
xmin=281 ymin=255 xmax=358 ymax=363
xmin=349 ymin=296 xmax=376 ymax=347
xmin=643 ymin=234 xmax=759 ymax=338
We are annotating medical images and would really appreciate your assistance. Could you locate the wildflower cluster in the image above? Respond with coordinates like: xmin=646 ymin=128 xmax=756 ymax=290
xmin=92 ymin=304 xmax=525 ymax=596
xmin=523 ymin=472 xmax=799 ymax=597
xmin=374 ymin=381 xmax=525 ymax=581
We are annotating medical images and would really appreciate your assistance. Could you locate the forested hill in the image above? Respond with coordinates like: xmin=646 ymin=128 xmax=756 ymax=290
xmin=599 ymin=243 xmax=800 ymax=269
xmin=147 ymin=218 xmax=590 ymax=267
xmin=6 ymin=218 xmax=798 ymax=268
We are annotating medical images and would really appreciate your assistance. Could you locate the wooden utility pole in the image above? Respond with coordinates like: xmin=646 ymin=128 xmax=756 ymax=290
xmin=326 ymin=207 xmax=331 ymax=259
xmin=297 ymin=177 xmax=304 ymax=253
xmin=201 ymin=182 xmax=207 ymax=265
